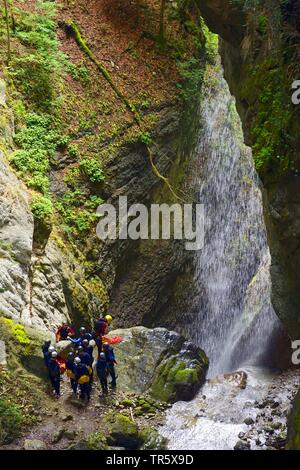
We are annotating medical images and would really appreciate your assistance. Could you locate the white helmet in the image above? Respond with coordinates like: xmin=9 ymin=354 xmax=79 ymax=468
xmin=74 ymin=357 xmax=81 ymax=365
xmin=48 ymin=345 xmax=55 ymax=353
xmin=51 ymin=351 xmax=58 ymax=358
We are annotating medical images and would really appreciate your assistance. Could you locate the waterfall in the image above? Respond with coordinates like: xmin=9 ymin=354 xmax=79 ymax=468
xmin=183 ymin=67 xmax=282 ymax=377
xmin=160 ymin=65 xmax=289 ymax=451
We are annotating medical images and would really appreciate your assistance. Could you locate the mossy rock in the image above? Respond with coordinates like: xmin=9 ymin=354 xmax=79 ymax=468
xmin=105 ymin=413 xmax=142 ymax=449
xmin=139 ymin=427 xmax=167 ymax=450
xmin=120 ymin=398 xmax=134 ymax=407
xmin=150 ymin=349 xmax=208 ymax=403
xmin=87 ymin=431 xmax=108 ymax=450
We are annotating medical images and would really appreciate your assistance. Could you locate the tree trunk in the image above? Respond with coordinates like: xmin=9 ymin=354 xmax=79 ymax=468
xmin=158 ymin=0 xmax=166 ymax=44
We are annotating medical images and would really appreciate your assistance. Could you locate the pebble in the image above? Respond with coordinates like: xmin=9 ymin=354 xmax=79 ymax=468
xmin=62 ymin=414 xmax=73 ymax=422
xmin=234 ymin=440 xmax=251 ymax=451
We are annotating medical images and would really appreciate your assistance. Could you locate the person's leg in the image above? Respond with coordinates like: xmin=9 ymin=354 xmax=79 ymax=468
xmin=103 ymin=374 xmax=108 ymax=394
xmin=79 ymin=384 xmax=85 ymax=399
xmin=86 ymin=381 xmax=90 ymax=400
xmin=49 ymin=375 xmax=55 ymax=392
xmin=71 ymin=379 xmax=77 ymax=394
xmin=54 ymin=377 xmax=60 ymax=396
xmin=108 ymin=364 xmax=116 ymax=387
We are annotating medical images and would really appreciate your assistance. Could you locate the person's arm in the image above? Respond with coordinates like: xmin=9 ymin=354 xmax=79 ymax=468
xmin=68 ymin=327 xmax=75 ymax=337
xmin=68 ymin=337 xmax=80 ymax=345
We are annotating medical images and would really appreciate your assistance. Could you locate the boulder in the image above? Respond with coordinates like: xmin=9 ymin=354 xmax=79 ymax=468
xmin=107 ymin=326 xmax=208 ymax=403
xmin=106 ymin=414 xmax=142 ymax=449
xmin=139 ymin=428 xmax=167 ymax=450
xmin=24 ymin=439 xmax=47 ymax=450
xmin=234 ymin=440 xmax=251 ymax=451
xmin=56 ymin=340 xmax=74 ymax=360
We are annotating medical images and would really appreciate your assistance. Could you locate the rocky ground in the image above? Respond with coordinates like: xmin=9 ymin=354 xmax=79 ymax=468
xmin=161 ymin=366 xmax=300 ymax=450
xmin=1 ymin=378 xmax=170 ymax=450
xmin=234 ymin=368 xmax=300 ymax=450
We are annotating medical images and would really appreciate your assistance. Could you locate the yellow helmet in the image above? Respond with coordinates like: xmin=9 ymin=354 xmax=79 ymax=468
xmin=105 ymin=314 xmax=113 ymax=323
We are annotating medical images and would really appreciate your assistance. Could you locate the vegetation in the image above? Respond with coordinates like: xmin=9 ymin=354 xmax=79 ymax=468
xmin=0 ymin=398 xmax=23 ymax=444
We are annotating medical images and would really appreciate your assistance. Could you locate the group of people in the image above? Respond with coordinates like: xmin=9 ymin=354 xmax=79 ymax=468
xmin=42 ymin=315 xmax=118 ymax=401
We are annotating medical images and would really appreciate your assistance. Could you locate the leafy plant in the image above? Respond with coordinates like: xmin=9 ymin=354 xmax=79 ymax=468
xmin=31 ymin=194 xmax=53 ymax=221
xmin=79 ymin=158 xmax=105 ymax=183
xmin=11 ymin=0 xmax=65 ymax=112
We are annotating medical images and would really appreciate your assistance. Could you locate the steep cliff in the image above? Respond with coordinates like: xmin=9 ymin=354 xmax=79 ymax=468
xmin=0 ymin=0 xmax=217 ymax=332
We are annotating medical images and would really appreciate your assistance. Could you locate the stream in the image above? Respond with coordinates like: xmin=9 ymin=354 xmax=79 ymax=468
xmin=161 ymin=66 xmax=298 ymax=450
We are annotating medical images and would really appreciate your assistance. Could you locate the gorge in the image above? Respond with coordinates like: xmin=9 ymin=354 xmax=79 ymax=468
xmin=0 ymin=0 xmax=300 ymax=452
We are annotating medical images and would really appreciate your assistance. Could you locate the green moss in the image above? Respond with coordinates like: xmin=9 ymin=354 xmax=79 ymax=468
xmin=174 ymin=368 xmax=198 ymax=384
xmin=105 ymin=413 xmax=142 ymax=449
xmin=139 ymin=427 xmax=167 ymax=450
xmin=2 ymin=318 xmax=30 ymax=346
xmin=151 ymin=351 xmax=208 ymax=403
xmin=87 ymin=431 xmax=108 ymax=450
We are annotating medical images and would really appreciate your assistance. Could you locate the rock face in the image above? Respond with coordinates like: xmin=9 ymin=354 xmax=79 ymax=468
xmin=107 ymin=326 xmax=208 ymax=403
xmin=0 ymin=87 xmax=33 ymax=322
xmin=99 ymin=104 xmax=199 ymax=330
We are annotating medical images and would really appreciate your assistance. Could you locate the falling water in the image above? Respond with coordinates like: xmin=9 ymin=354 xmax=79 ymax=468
xmin=160 ymin=65 xmax=289 ymax=450
xmin=182 ymin=67 xmax=282 ymax=377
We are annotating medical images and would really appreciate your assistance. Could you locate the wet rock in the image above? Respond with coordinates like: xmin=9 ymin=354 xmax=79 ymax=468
xmin=24 ymin=439 xmax=47 ymax=450
xmin=244 ymin=417 xmax=254 ymax=426
xmin=107 ymin=327 xmax=208 ymax=403
xmin=106 ymin=413 xmax=142 ymax=449
xmin=270 ymin=422 xmax=282 ymax=430
xmin=234 ymin=440 xmax=251 ymax=451
xmin=223 ymin=371 xmax=247 ymax=389
xmin=139 ymin=428 xmax=167 ymax=450
xmin=264 ymin=427 xmax=275 ymax=435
